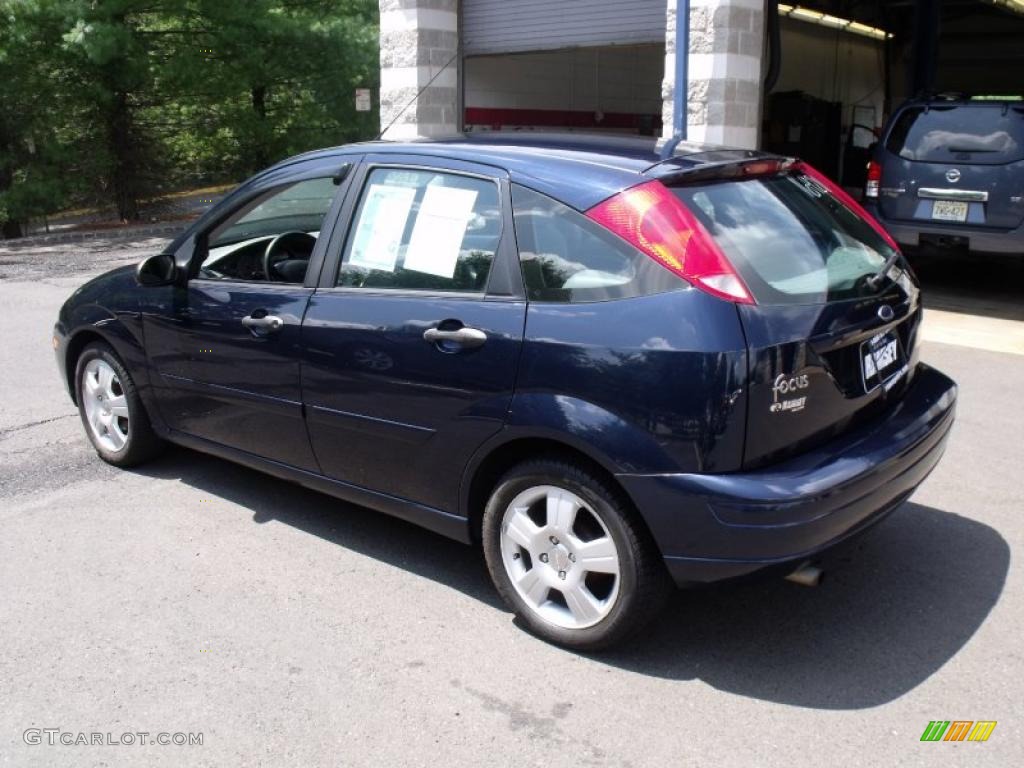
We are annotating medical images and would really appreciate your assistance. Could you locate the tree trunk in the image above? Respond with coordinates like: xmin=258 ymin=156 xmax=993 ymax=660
xmin=0 ymin=168 xmax=23 ymax=236
xmin=250 ymin=85 xmax=270 ymax=171
xmin=109 ymin=90 xmax=139 ymax=222
xmin=1 ymin=220 xmax=23 ymax=239
xmin=0 ymin=127 xmax=23 ymax=238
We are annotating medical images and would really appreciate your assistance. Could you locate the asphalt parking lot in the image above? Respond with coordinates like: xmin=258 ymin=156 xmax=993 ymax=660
xmin=1 ymin=233 xmax=1021 ymax=767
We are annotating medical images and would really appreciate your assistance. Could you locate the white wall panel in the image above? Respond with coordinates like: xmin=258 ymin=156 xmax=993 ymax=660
xmin=463 ymin=0 xmax=667 ymax=55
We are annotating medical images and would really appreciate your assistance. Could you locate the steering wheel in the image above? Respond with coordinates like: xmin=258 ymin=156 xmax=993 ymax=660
xmin=263 ymin=231 xmax=317 ymax=282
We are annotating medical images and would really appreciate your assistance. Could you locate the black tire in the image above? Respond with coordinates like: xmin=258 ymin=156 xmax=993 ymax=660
xmin=74 ymin=341 xmax=164 ymax=467
xmin=482 ymin=458 xmax=672 ymax=650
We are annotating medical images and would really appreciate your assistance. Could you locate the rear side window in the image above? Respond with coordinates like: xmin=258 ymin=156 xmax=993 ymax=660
xmin=672 ymin=173 xmax=899 ymax=306
xmin=511 ymin=184 xmax=682 ymax=303
xmin=337 ymin=168 xmax=500 ymax=293
xmin=885 ymin=105 xmax=1024 ymax=164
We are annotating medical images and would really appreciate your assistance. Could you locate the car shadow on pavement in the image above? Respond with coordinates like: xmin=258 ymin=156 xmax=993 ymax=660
xmin=135 ymin=446 xmax=503 ymax=609
xmin=599 ymin=501 xmax=1009 ymax=709
xmin=137 ymin=449 xmax=1008 ymax=711
xmin=912 ymin=248 xmax=1024 ymax=321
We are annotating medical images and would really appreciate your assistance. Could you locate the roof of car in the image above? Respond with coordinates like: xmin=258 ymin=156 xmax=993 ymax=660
xmin=166 ymin=132 xmax=774 ymax=257
xmin=272 ymin=132 xmax=760 ymax=210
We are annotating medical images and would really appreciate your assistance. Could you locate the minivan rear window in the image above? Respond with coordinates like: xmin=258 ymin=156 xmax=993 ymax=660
xmin=884 ymin=105 xmax=1024 ymax=164
xmin=671 ymin=173 xmax=900 ymax=306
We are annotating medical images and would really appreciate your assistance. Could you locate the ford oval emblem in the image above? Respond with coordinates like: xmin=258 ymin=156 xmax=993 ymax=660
xmin=946 ymin=168 xmax=961 ymax=183
xmin=878 ymin=304 xmax=895 ymax=322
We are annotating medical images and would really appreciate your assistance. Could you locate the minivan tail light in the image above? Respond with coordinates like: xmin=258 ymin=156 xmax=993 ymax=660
xmin=865 ymin=160 xmax=882 ymax=198
xmin=585 ymin=180 xmax=754 ymax=304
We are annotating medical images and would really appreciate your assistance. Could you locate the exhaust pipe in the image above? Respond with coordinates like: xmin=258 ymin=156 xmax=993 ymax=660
xmin=784 ymin=561 xmax=823 ymax=588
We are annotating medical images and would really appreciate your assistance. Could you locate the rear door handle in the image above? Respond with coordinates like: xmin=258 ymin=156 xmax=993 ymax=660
xmin=241 ymin=314 xmax=284 ymax=332
xmin=422 ymin=326 xmax=487 ymax=348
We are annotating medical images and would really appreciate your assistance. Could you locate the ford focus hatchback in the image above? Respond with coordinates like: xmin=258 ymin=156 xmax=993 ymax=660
xmin=54 ymin=134 xmax=957 ymax=649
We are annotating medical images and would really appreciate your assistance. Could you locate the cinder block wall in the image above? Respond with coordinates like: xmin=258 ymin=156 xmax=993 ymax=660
xmin=662 ymin=0 xmax=765 ymax=148
xmin=379 ymin=0 xmax=460 ymax=138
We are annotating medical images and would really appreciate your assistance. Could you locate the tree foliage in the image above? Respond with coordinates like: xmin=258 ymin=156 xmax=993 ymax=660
xmin=0 ymin=0 xmax=378 ymax=235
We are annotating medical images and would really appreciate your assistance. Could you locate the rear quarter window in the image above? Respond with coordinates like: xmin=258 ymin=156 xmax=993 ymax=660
xmin=884 ymin=105 xmax=1024 ymax=164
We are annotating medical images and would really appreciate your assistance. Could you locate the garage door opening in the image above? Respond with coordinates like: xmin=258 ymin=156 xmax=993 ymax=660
xmin=460 ymin=0 xmax=666 ymax=136
xmin=463 ymin=44 xmax=665 ymax=136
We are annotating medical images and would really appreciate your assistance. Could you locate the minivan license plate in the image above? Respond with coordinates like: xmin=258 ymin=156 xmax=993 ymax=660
xmin=861 ymin=331 xmax=904 ymax=392
xmin=932 ymin=200 xmax=968 ymax=222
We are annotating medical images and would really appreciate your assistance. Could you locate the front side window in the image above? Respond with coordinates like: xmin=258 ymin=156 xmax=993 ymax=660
xmin=511 ymin=184 xmax=682 ymax=303
xmin=199 ymin=177 xmax=338 ymax=282
xmin=337 ymin=168 xmax=501 ymax=293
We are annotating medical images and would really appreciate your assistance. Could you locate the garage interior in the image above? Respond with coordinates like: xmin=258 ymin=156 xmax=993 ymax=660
xmin=460 ymin=1 xmax=1024 ymax=191
xmin=461 ymin=0 xmax=667 ymax=135
xmin=458 ymin=0 xmax=1023 ymax=321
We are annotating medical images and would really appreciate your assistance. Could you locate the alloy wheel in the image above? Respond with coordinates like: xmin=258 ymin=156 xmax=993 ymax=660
xmin=499 ymin=485 xmax=621 ymax=630
xmin=81 ymin=359 xmax=130 ymax=452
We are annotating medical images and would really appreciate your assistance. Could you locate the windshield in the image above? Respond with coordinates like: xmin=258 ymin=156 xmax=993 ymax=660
xmin=672 ymin=173 xmax=903 ymax=305
xmin=885 ymin=105 xmax=1024 ymax=164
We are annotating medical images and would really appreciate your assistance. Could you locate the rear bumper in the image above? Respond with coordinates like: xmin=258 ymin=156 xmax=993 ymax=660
xmin=864 ymin=205 xmax=1024 ymax=255
xmin=618 ymin=364 xmax=957 ymax=586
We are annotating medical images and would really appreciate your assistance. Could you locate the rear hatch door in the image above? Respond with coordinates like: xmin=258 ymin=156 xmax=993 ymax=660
xmin=879 ymin=103 xmax=1024 ymax=230
xmin=669 ymin=169 xmax=922 ymax=468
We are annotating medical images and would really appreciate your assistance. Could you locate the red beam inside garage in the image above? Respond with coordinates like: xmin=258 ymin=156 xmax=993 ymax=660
xmin=464 ymin=106 xmax=662 ymax=133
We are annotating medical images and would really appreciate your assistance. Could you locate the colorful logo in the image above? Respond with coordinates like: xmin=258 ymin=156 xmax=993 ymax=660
xmin=920 ymin=721 xmax=997 ymax=742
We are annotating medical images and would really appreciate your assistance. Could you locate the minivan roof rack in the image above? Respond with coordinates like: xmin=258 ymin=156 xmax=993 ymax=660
xmin=916 ymin=91 xmax=1024 ymax=107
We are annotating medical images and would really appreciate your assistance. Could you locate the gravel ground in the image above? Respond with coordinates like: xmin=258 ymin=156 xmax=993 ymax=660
xmin=1 ymin=233 xmax=1021 ymax=767
xmin=0 ymin=236 xmax=173 ymax=282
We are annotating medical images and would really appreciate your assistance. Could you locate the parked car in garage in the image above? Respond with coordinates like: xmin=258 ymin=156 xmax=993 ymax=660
xmin=864 ymin=94 xmax=1024 ymax=256
xmin=53 ymin=134 xmax=957 ymax=650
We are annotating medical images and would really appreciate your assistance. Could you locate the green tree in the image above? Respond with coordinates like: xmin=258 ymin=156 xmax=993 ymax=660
xmin=58 ymin=1 xmax=184 ymax=220
xmin=0 ymin=0 xmax=378 ymax=237
xmin=0 ymin=1 xmax=73 ymax=236
xmin=161 ymin=0 xmax=378 ymax=177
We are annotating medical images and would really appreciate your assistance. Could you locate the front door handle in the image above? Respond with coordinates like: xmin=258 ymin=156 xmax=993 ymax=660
xmin=241 ymin=314 xmax=284 ymax=332
xmin=423 ymin=326 xmax=487 ymax=348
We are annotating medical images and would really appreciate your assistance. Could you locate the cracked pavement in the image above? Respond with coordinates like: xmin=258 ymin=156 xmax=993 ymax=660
xmin=1 ymin=233 xmax=1021 ymax=767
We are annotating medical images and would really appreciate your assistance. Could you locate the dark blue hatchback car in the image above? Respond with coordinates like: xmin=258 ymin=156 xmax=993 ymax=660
xmin=54 ymin=134 xmax=957 ymax=649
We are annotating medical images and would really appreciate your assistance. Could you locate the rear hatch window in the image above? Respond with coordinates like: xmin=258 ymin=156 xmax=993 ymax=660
xmin=671 ymin=173 xmax=901 ymax=306
xmin=670 ymin=170 xmax=921 ymax=469
xmin=884 ymin=105 xmax=1024 ymax=165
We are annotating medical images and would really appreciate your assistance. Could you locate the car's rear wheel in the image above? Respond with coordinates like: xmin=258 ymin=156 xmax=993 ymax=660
xmin=482 ymin=459 xmax=670 ymax=650
xmin=75 ymin=342 xmax=163 ymax=467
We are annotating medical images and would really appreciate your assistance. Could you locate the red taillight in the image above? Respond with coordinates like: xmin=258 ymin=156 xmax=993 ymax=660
xmin=865 ymin=160 xmax=882 ymax=199
xmin=798 ymin=161 xmax=901 ymax=253
xmin=585 ymin=180 xmax=754 ymax=304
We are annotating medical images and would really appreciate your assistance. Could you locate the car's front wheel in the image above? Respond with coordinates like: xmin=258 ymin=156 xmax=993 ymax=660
xmin=75 ymin=341 xmax=164 ymax=467
xmin=482 ymin=459 xmax=671 ymax=650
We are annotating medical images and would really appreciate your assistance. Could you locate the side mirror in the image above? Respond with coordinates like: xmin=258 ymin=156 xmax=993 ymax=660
xmin=136 ymin=253 xmax=178 ymax=287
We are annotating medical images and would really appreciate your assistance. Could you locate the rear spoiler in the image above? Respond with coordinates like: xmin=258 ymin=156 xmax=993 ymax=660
xmin=646 ymin=155 xmax=798 ymax=186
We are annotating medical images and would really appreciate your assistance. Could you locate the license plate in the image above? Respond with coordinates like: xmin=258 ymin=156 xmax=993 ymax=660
xmin=861 ymin=331 xmax=905 ymax=392
xmin=932 ymin=200 xmax=968 ymax=222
